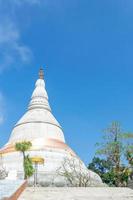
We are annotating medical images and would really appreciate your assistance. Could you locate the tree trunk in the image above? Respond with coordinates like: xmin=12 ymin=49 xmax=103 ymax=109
xmin=22 ymin=151 xmax=26 ymax=180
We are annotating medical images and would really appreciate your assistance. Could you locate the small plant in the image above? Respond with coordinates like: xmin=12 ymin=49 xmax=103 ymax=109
xmin=0 ymin=167 xmax=8 ymax=180
xmin=57 ymin=157 xmax=91 ymax=187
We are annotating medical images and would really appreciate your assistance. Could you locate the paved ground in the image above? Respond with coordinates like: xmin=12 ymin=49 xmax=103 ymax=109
xmin=19 ymin=187 xmax=133 ymax=200
xmin=0 ymin=180 xmax=25 ymax=199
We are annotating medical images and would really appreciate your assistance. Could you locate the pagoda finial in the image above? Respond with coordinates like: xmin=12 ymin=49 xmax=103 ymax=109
xmin=39 ymin=67 xmax=44 ymax=79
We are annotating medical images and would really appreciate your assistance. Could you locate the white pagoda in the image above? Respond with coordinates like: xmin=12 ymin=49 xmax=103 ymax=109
xmin=0 ymin=69 xmax=102 ymax=186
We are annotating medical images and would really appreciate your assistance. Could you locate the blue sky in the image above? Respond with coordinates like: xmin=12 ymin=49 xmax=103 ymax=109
xmin=0 ymin=0 xmax=133 ymax=164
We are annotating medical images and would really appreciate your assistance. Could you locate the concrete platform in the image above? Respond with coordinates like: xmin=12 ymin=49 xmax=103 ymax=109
xmin=0 ymin=180 xmax=27 ymax=200
xmin=19 ymin=187 xmax=133 ymax=200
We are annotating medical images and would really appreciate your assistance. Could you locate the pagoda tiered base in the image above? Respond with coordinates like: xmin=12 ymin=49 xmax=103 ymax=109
xmin=2 ymin=147 xmax=103 ymax=187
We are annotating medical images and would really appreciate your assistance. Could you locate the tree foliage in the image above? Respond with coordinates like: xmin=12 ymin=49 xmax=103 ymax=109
xmin=24 ymin=155 xmax=34 ymax=178
xmin=88 ymin=157 xmax=115 ymax=186
xmin=15 ymin=141 xmax=32 ymax=157
xmin=15 ymin=141 xmax=33 ymax=179
xmin=89 ymin=121 xmax=133 ymax=187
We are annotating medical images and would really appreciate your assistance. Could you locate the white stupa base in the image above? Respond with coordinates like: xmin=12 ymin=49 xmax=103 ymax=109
xmin=2 ymin=148 xmax=103 ymax=187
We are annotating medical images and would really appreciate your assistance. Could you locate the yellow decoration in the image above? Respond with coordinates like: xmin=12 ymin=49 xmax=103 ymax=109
xmin=31 ymin=157 xmax=44 ymax=164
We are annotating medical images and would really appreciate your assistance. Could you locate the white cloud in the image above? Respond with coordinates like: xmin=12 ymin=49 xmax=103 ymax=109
xmin=0 ymin=0 xmax=49 ymax=72
xmin=0 ymin=18 xmax=32 ymax=72
xmin=12 ymin=0 xmax=41 ymax=6
xmin=0 ymin=20 xmax=19 ymax=44
xmin=0 ymin=116 xmax=4 ymax=125
xmin=0 ymin=92 xmax=5 ymax=125
xmin=0 ymin=0 xmax=41 ymax=7
xmin=0 ymin=2 xmax=34 ymax=73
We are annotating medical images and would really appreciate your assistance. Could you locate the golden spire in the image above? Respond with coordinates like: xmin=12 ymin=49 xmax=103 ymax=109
xmin=39 ymin=67 xmax=44 ymax=79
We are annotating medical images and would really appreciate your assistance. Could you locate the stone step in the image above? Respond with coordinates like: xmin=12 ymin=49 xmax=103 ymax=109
xmin=18 ymin=187 xmax=133 ymax=200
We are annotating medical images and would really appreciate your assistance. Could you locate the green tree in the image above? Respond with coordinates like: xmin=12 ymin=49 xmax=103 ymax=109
xmin=94 ymin=121 xmax=133 ymax=186
xmin=24 ymin=155 xmax=34 ymax=178
xmin=126 ymin=142 xmax=133 ymax=166
xmin=88 ymin=157 xmax=115 ymax=186
xmin=126 ymin=149 xmax=133 ymax=181
xmin=15 ymin=141 xmax=33 ymax=179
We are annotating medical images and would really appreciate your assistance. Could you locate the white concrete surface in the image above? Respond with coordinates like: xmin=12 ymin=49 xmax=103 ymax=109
xmin=19 ymin=187 xmax=133 ymax=200
xmin=0 ymin=180 xmax=25 ymax=199
xmin=5 ymin=169 xmax=17 ymax=180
